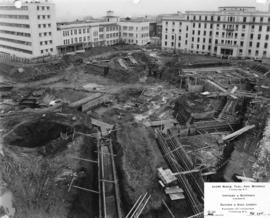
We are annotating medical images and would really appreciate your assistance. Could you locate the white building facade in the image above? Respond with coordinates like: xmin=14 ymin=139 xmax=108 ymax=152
xmin=0 ymin=0 xmax=58 ymax=60
xmin=162 ymin=7 xmax=270 ymax=58
xmin=119 ymin=20 xmax=150 ymax=46
xmin=0 ymin=3 xmax=150 ymax=59
xmin=57 ymin=21 xmax=120 ymax=54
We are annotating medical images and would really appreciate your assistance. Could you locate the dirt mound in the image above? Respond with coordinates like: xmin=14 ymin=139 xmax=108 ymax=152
xmin=115 ymin=124 xmax=167 ymax=214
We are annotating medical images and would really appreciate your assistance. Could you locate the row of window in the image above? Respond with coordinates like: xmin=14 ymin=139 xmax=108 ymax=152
xmin=0 ymin=36 xmax=31 ymax=46
xmin=0 ymin=14 xmax=29 ymax=19
xmin=0 ymin=30 xmax=31 ymax=37
xmin=163 ymin=41 xmax=268 ymax=57
xmin=99 ymin=25 xmax=119 ymax=32
xmin=0 ymin=22 xmax=30 ymax=28
xmin=165 ymin=30 xmax=270 ymax=41
xmin=166 ymin=33 xmax=269 ymax=48
xmin=122 ymin=26 xmax=149 ymax=31
xmin=166 ymin=22 xmax=270 ymax=33
xmin=39 ymin=32 xmax=52 ymax=37
xmin=99 ymin=33 xmax=119 ymax=39
xmin=122 ymin=32 xmax=149 ymax=38
xmin=190 ymin=23 xmax=270 ymax=32
xmin=63 ymin=28 xmax=90 ymax=36
xmin=184 ymin=15 xmax=270 ymax=23
xmin=37 ymin=6 xmax=50 ymax=11
xmin=38 ymin=23 xmax=52 ymax=28
xmin=37 ymin=15 xmax=51 ymax=20
xmin=63 ymin=36 xmax=91 ymax=45
xmin=40 ymin=48 xmax=53 ymax=54
xmin=0 ymin=44 xmax=32 ymax=54
xmin=40 ymin=40 xmax=53 ymax=46
xmin=0 ymin=6 xmax=28 ymax=10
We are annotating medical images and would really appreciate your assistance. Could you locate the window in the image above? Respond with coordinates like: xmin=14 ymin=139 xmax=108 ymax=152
xmin=42 ymin=6 xmax=45 ymax=10
xmin=240 ymin=41 xmax=244 ymax=46
xmin=38 ymin=15 xmax=40 ymax=19
xmin=249 ymin=42 xmax=252 ymax=47
xmin=266 ymin=35 xmax=269 ymax=40
xmin=253 ymin=17 xmax=256 ymax=22
xmin=40 ymin=41 xmax=43 ymax=45
xmin=258 ymin=34 xmax=261 ymax=40
xmin=43 ymin=24 xmax=46 ymax=28
xmin=259 ymin=26 xmax=262 ymax=31
xmin=41 ymin=50 xmax=43 ymax=54
xmin=37 ymin=6 xmax=39 ymax=10
xmin=171 ymin=35 xmax=174 ymax=40
xmin=50 ymin=48 xmax=53 ymax=52
xmin=165 ymin=41 xmax=167 ymax=46
xmin=241 ymin=33 xmax=245 ymax=38
xmin=47 ymin=6 xmax=50 ymax=10
xmin=250 ymin=33 xmax=253 ymax=39
xmin=42 ymin=15 xmax=45 ymax=19
xmin=171 ymin=42 xmax=174 ymax=47
xmin=38 ymin=24 xmax=41 ymax=28
xmin=264 ymin=43 xmax=268 ymax=49
xmin=257 ymin=42 xmax=260 ymax=48
xmin=255 ymin=50 xmax=259 ymax=56
xmin=178 ymin=36 xmax=181 ymax=40
xmin=44 ymin=32 xmax=47 ymax=36
xmin=260 ymin=17 xmax=263 ymax=22
xmin=267 ymin=26 xmax=270 ymax=32
xmin=243 ymin=17 xmax=246 ymax=22
xmin=165 ymin=35 xmax=167 ymax=39
xmin=48 ymin=24 xmax=51 ymax=28
xmin=47 ymin=15 xmax=50 ymax=19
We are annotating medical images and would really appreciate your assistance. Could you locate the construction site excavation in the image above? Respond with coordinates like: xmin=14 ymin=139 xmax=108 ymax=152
xmin=1 ymin=45 xmax=270 ymax=218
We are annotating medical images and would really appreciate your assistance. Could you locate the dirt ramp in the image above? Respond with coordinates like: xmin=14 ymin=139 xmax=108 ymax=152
xmin=116 ymin=124 xmax=167 ymax=214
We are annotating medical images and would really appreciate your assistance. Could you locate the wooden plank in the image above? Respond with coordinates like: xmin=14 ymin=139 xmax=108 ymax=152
xmin=82 ymin=95 xmax=110 ymax=112
xmin=69 ymin=93 xmax=102 ymax=108
xmin=205 ymin=79 xmax=237 ymax=99
xmin=222 ymin=125 xmax=255 ymax=141
xmin=144 ymin=119 xmax=178 ymax=127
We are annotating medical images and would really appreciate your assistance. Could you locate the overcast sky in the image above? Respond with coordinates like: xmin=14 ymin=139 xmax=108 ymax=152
xmin=54 ymin=0 xmax=269 ymax=21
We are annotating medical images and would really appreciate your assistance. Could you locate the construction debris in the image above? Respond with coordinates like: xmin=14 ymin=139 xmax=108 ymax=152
xmin=1 ymin=46 xmax=270 ymax=218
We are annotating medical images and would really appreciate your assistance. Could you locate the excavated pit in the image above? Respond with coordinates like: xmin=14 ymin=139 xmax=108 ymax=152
xmin=4 ymin=120 xmax=73 ymax=148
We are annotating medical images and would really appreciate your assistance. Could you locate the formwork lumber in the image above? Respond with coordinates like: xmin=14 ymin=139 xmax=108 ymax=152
xmin=69 ymin=93 xmax=102 ymax=108
xmin=222 ymin=125 xmax=255 ymax=141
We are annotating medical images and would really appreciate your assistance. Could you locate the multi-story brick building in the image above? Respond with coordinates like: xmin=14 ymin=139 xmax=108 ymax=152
xmin=162 ymin=6 xmax=270 ymax=58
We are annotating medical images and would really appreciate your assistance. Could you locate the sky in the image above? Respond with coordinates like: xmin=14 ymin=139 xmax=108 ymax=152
xmin=53 ymin=0 xmax=269 ymax=21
